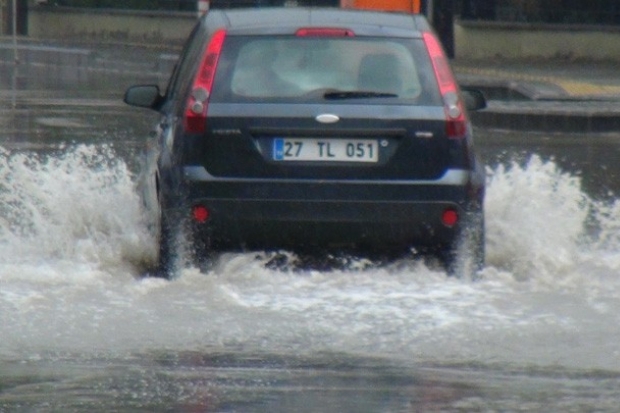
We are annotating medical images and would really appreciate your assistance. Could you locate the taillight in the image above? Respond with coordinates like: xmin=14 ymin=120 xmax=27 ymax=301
xmin=296 ymin=28 xmax=355 ymax=37
xmin=423 ymin=32 xmax=467 ymax=139
xmin=184 ymin=29 xmax=226 ymax=134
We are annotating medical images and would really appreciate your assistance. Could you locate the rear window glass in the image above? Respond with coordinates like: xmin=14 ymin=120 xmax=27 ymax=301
xmin=212 ymin=36 xmax=441 ymax=105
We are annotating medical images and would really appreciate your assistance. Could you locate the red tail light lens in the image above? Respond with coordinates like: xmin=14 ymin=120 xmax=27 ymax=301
xmin=441 ymin=208 xmax=459 ymax=227
xmin=192 ymin=205 xmax=210 ymax=223
xmin=423 ymin=32 xmax=467 ymax=139
xmin=296 ymin=28 xmax=355 ymax=37
xmin=184 ymin=29 xmax=226 ymax=134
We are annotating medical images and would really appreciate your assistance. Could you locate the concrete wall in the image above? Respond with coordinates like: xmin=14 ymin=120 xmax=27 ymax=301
xmin=27 ymin=7 xmax=196 ymax=45
xmin=456 ymin=20 xmax=620 ymax=61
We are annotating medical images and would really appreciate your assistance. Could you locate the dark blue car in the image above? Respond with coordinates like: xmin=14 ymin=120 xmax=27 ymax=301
xmin=124 ymin=7 xmax=486 ymax=278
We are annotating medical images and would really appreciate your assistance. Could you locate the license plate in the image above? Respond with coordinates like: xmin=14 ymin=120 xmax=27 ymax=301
xmin=273 ymin=138 xmax=378 ymax=163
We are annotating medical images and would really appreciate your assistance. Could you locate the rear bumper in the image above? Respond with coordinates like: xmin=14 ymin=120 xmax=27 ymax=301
xmin=177 ymin=166 xmax=483 ymax=251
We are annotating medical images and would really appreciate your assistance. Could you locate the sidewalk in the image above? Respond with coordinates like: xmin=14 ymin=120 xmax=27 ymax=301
xmin=453 ymin=58 xmax=620 ymax=133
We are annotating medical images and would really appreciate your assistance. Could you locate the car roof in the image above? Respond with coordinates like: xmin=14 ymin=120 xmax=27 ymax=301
xmin=203 ymin=7 xmax=431 ymax=37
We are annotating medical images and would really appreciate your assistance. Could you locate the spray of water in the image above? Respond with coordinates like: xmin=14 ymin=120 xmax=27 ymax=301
xmin=485 ymin=155 xmax=591 ymax=279
xmin=2 ymin=145 xmax=620 ymax=369
xmin=0 ymin=145 xmax=155 ymax=277
xmin=1 ymin=145 xmax=617 ymax=281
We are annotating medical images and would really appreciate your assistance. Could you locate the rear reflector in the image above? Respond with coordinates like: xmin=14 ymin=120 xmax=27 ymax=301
xmin=296 ymin=28 xmax=355 ymax=37
xmin=441 ymin=209 xmax=459 ymax=227
xmin=423 ymin=32 xmax=467 ymax=139
xmin=184 ymin=29 xmax=226 ymax=134
xmin=192 ymin=205 xmax=210 ymax=223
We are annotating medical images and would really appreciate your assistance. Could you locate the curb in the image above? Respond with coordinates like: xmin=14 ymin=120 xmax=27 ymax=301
xmin=0 ymin=43 xmax=92 ymax=67
xmin=0 ymin=41 xmax=176 ymax=76
xmin=470 ymin=107 xmax=620 ymax=134
xmin=458 ymin=75 xmax=620 ymax=133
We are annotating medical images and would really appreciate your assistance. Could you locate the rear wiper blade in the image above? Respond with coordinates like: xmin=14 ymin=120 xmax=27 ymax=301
xmin=323 ymin=90 xmax=398 ymax=100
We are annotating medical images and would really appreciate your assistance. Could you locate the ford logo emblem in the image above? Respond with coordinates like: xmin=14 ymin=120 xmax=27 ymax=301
xmin=315 ymin=114 xmax=340 ymax=124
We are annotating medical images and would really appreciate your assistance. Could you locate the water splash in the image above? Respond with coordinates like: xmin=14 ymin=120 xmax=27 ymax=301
xmin=1 ymin=147 xmax=618 ymax=280
xmin=485 ymin=155 xmax=592 ymax=279
xmin=0 ymin=145 xmax=155 ymax=276
xmin=2 ymin=147 xmax=620 ymax=370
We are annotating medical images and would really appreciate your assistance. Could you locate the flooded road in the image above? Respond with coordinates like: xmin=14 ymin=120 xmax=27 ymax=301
xmin=2 ymin=54 xmax=620 ymax=411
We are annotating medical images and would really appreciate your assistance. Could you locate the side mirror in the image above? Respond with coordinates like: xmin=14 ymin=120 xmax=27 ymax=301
xmin=124 ymin=85 xmax=163 ymax=110
xmin=461 ymin=88 xmax=487 ymax=111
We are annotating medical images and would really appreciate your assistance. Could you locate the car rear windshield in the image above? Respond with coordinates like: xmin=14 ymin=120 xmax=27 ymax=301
xmin=211 ymin=35 xmax=442 ymax=105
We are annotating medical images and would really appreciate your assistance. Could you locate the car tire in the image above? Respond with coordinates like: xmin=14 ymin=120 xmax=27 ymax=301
xmin=155 ymin=208 xmax=177 ymax=279
xmin=443 ymin=212 xmax=485 ymax=278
